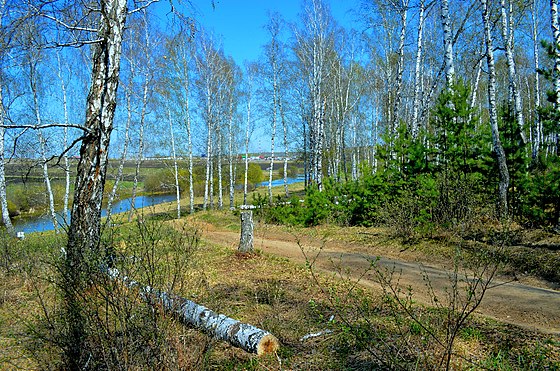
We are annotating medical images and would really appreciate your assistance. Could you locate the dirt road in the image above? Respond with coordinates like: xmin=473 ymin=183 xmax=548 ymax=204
xmin=199 ymin=226 xmax=560 ymax=335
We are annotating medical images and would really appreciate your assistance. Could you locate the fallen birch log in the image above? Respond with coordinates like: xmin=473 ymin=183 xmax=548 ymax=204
xmin=105 ymin=267 xmax=280 ymax=355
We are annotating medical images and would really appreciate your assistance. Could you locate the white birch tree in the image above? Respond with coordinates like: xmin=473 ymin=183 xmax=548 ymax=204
xmin=531 ymin=0 xmax=542 ymax=158
xmin=500 ymin=0 xmax=527 ymax=144
xmin=25 ymin=37 xmax=58 ymax=231
xmin=294 ymin=0 xmax=334 ymax=191
xmin=129 ymin=11 xmax=152 ymax=222
xmin=0 ymin=0 xmax=14 ymax=234
xmin=167 ymin=107 xmax=180 ymax=219
xmin=482 ymin=0 xmax=510 ymax=218
xmin=56 ymin=51 xmax=71 ymax=224
xmin=411 ymin=0 xmax=427 ymax=138
xmin=243 ymin=63 xmax=257 ymax=205
xmin=442 ymin=0 xmax=455 ymax=87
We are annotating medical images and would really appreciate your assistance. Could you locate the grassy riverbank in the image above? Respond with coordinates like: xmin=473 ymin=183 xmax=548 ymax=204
xmin=4 ymin=158 xmax=301 ymax=220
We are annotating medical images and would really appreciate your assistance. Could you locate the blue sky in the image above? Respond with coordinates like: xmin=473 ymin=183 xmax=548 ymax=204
xmin=192 ymin=0 xmax=362 ymax=65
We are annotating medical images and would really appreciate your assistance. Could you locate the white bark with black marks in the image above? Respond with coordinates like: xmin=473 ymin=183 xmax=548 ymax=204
xmin=161 ymin=292 xmax=279 ymax=355
xmin=29 ymin=52 xmax=58 ymax=231
xmin=129 ymin=13 xmax=151 ymax=222
xmin=239 ymin=210 xmax=254 ymax=253
xmin=392 ymin=1 xmax=409 ymax=131
xmin=500 ymin=0 xmax=526 ymax=144
xmin=65 ymin=0 xmax=128 ymax=367
xmin=228 ymin=99 xmax=235 ymax=209
xmin=105 ymin=266 xmax=280 ymax=356
xmin=0 ymin=84 xmax=13 ymax=235
xmin=442 ymin=0 xmax=455 ymax=88
xmin=411 ymin=0 xmax=425 ymax=138
xmin=168 ymin=108 xmax=181 ymax=219
xmin=482 ymin=0 xmax=510 ymax=218
xmin=107 ymin=67 xmax=133 ymax=219
xmin=0 ymin=0 xmax=12 ymax=235
xmin=56 ymin=52 xmax=71 ymax=223
xmin=531 ymin=0 xmax=542 ymax=158
xmin=551 ymin=0 xmax=560 ymax=155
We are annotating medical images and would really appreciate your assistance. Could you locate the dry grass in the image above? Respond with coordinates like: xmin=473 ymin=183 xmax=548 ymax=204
xmin=1 ymin=199 xmax=560 ymax=369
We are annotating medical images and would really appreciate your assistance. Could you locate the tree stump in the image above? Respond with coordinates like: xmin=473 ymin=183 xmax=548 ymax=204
xmin=239 ymin=209 xmax=254 ymax=253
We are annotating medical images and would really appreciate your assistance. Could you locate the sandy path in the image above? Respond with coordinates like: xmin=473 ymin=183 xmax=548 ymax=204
xmin=198 ymin=227 xmax=560 ymax=335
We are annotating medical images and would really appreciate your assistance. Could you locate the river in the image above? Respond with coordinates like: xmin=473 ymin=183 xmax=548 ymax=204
xmin=256 ymin=175 xmax=304 ymax=188
xmin=13 ymin=194 xmax=177 ymax=234
xmin=13 ymin=176 xmax=305 ymax=234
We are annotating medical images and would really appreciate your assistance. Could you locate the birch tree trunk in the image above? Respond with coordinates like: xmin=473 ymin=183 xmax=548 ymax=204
xmin=162 ymin=291 xmax=279 ymax=355
xmin=129 ymin=72 xmax=149 ymax=221
xmin=107 ymin=70 xmax=133 ymax=219
xmin=442 ymin=0 xmax=455 ymax=88
xmin=180 ymin=52 xmax=194 ymax=214
xmin=550 ymin=0 xmax=560 ymax=226
xmin=37 ymin=131 xmax=58 ymax=231
xmin=268 ymin=97 xmax=276 ymax=203
xmin=531 ymin=0 xmax=542 ymax=158
xmin=280 ymin=98 xmax=289 ymax=197
xmin=238 ymin=209 xmax=254 ymax=253
xmin=500 ymin=0 xmax=527 ymax=144
xmin=217 ymin=124 xmax=223 ymax=210
xmin=482 ymin=0 xmax=510 ymax=219
xmin=469 ymin=58 xmax=483 ymax=123
xmin=0 ymin=0 xmax=12 ymax=235
xmin=244 ymin=99 xmax=251 ymax=205
xmin=129 ymin=11 xmax=153 ymax=221
xmin=411 ymin=0 xmax=425 ymax=138
xmin=204 ymin=123 xmax=212 ymax=210
xmin=0 ymin=85 xmax=12 ymax=234
xmin=65 ymin=0 xmax=127 ymax=367
xmin=169 ymin=33 xmax=195 ymax=214
xmin=187 ymin=102 xmax=194 ymax=214
xmin=228 ymin=101 xmax=235 ymax=209
xmin=392 ymin=2 xmax=408 ymax=131
xmin=56 ymin=51 xmax=71 ymax=224
xmin=295 ymin=0 xmax=332 ymax=191
xmin=351 ymin=116 xmax=358 ymax=180
xmin=168 ymin=108 xmax=181 ymax=219
xmin=266 ymin=19 xmax=280 ymax=203
xmin=29 ymin=57 xmax=58 ymax=231
xmin=243 ymin=65 xmax=254 ymax=205
xmin=550 ymin=0 xmax=560 ymax=156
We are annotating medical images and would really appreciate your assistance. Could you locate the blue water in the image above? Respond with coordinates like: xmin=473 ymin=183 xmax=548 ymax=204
xmin=256 ymin=175 xmax=304 ymax=188
xmin=13 ymin=176 xmax=304 ymax=234
xmin=13 ymin=194 xmax=177 ymax=234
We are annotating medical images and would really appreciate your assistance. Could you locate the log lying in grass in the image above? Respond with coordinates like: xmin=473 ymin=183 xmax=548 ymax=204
xmin=105 ymin=266 xmax=279 ymax=355
xmin=158 ymin=291 xmax=279 ymax=355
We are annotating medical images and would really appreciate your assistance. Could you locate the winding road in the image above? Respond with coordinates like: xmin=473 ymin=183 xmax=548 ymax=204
xmin=198 ymin=225 xmax=560 ymax=335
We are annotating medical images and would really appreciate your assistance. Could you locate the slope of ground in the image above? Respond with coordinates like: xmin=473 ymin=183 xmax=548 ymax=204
xmin=190 ymin=216 xmax=560 ymax=335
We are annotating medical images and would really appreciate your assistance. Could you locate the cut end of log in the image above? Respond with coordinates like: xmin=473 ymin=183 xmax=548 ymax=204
xmin=257 ymin=334 xmax=280 ymax=356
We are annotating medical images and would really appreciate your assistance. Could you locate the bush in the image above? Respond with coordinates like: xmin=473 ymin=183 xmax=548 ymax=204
xmin=247 ymin=163 xmax=264 ymax=187
xmin=144 ymin=168 xmax=188 ymax=194
xmin=37 ymin=220 xmax=202 ymax=369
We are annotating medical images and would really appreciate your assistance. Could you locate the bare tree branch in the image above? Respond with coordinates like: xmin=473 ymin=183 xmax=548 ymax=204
xmin=128 ymin=0 xmax=160 ymax=15
xmin=2 ymin=123 xmax=91 ymax=133
xmin=39 ymin=12 xmax=99 ymax=33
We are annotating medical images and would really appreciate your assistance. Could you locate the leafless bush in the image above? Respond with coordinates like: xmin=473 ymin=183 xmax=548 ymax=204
xmin=298 ymin=231 xmax=503 ymax=370
xmin=30 ymin=217 xmax=204 ymax=369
